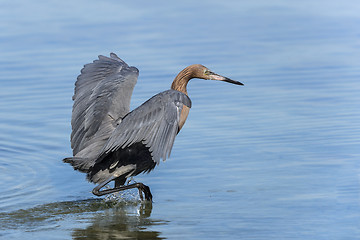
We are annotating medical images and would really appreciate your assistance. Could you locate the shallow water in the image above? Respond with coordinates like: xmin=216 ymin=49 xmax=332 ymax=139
xmin=1 ymin=0 xmax=359 ymax=239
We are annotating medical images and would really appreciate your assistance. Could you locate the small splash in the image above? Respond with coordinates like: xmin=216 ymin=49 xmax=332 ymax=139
xmin=104 ymin=189 xmax=140 ymax=203
xmin=102 ymin=182 xmax=141 ymax=203
xmin=102 ymin=178 xmax=145 ymax=203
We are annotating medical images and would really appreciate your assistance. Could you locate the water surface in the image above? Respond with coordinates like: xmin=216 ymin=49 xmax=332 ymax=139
xmin=0 ymin=0 xmax=359 ymax=239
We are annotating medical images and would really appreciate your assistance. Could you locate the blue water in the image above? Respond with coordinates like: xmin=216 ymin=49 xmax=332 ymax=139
xmin=0 ymin=0 xmax=359 ymax=239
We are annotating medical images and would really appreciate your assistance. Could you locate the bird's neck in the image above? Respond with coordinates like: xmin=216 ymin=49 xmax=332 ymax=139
xmin=171 ymin=66 xmax=195 ymax=95
xmin=171 ymin=65 xmax=203 ymax=131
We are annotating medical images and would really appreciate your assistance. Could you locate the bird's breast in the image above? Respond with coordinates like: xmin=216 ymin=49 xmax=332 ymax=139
xmin=179 ymin=105 xmax=190 ymax=130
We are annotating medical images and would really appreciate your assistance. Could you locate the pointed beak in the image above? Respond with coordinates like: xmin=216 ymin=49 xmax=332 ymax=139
xmin=209 ymin=73 xmax=244 ymax=86
xmin=222 ymin=76 xmax=244 ymax=85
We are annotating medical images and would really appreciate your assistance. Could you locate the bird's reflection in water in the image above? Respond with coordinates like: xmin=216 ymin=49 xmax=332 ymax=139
xmin=0 ymin=198 xmax=166 ymax=240
xmin=71 ymin=200 xmax=166 ymax=240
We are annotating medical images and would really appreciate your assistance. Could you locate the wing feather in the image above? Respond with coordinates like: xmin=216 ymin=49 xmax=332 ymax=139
xmin=99 ymin=90 xmax=192 ymax=164
xmin=70 ymin=53 xmax=138 ymax=158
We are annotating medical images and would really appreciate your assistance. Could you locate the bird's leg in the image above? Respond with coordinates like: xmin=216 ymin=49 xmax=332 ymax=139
xmin=92 ymin=178 xmax=152 ymax=201
xmin=115 ymin=178 xmax=126 ymax=188
xmin=126 ymin=177 xmax=135 ymax=185
xmin=92 ymin=176 xmax=115 ymax=196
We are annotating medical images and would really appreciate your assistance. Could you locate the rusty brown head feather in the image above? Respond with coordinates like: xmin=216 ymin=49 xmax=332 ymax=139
xmin=171 ymin=64 xmax=243 ymax=95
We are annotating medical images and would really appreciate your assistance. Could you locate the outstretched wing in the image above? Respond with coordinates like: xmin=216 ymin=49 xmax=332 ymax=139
xmin=98 ymin=89 xmax=192 ymax=164
xmin=71 ymin=53 xmax=139 ymax=158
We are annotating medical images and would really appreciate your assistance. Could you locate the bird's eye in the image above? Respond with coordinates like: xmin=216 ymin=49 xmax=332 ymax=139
xmin=204 ymin=69 xmax=210 ymax=75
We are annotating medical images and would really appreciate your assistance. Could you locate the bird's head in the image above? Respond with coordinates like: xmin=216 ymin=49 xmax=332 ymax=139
xmin=171 ymin=64 xmax=243 ymax=93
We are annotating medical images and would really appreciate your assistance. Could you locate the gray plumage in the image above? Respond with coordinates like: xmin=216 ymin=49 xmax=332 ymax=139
xmin=100 ymin=90 xmax=191 ymax=164
xmin=65 ymin=53 xmax=191 ymax=186
xmin=70 ymin=53 xmax=138 ymax=169
xmin=64 ymin=53 xmax=242 ymax=200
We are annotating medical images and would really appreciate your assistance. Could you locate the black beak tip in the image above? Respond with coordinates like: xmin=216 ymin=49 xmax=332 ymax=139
xmin=224 ymin=78 xmax=244 ymax=86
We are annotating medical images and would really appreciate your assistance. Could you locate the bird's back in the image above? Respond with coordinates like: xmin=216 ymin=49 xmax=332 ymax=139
xmin=86 ymin=89 xmax=191 ymax=183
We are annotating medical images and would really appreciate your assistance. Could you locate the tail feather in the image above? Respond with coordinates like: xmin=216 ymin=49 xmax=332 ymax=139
xmin=63 ymin=157 xmax=94 ymax=173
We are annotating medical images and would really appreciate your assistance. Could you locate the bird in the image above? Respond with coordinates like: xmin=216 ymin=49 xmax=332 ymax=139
xmin=63 ymin=53 xmax=243 ymax=201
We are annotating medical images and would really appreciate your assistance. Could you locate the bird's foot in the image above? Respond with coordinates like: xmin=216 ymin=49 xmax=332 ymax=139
xmin=136 ymin=183 xmax=152 ymax=202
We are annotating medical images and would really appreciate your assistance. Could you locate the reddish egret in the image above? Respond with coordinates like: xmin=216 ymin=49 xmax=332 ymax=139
xmin=64 ymin=53 xmax=243 ymax=201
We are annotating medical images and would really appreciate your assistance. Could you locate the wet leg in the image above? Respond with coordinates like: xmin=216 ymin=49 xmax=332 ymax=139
xmin=92 ymin=179 xmax=152 ymax=201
